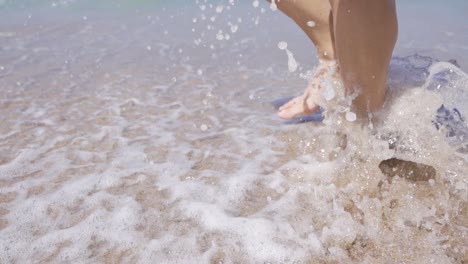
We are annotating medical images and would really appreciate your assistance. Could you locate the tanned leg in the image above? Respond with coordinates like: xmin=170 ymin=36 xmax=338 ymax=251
xmin=267 ymin=0 xmax=337 ymax=119
xmin=268 ymin=0 xmax=335 ymax=60
xmin=329 ymin=0 xmax=398 ymax=116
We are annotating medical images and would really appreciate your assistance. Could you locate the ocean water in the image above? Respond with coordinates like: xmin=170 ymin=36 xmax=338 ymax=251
xmin=0 ymin=0 xmax=467 ymax=263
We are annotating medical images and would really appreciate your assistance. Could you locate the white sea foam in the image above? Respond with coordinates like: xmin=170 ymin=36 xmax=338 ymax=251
xmin=0 ymin=1 xmax=467 ymax=264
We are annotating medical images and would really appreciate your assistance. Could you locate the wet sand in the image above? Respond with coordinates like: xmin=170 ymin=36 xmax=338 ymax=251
xmin=0 ymin=1 xmax=467 ymax=263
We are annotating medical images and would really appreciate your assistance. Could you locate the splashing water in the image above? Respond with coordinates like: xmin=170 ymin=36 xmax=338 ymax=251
xmin=307 ymin=21 xmax=316 ymax=27
xmin=270 ymin=0 xmax=277 ymax=11
xmin=252 ymin=0 xmax=259 ymax=8
xmin=278 ymin=41 xmax=288 ymax=50
xmin=0 ymin=1 xmax=467 ymax=264
xmin=278 ymin=41 xmax=298 ymax=72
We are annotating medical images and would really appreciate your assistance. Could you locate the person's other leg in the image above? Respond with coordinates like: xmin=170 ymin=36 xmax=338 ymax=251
xmin=268 ymin=0 xmax=337 ymax=119
xmin=269 ymin=0 xmax=334 ymax=60
xmin=330 ymin=0 xmax=398 ymax=116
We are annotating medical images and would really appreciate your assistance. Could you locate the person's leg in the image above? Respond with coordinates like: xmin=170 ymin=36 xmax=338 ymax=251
xmin=330 ymin=0 xmax=398 ymax=116
xmin=268 ymin=0 xmax=334 ymax=61
xmin=267 ymin=0 xmax=337 ymax=119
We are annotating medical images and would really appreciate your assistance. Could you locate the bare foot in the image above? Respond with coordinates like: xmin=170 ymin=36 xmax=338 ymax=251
xmin=278 ymin=61 xmax=336 ymax=119
xmin=277 ymin=81 xmax=322 ymax=119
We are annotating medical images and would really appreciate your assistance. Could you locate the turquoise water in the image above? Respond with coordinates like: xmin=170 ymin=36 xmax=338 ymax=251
xmin=0 ymin=1 xmax=467 ymax=263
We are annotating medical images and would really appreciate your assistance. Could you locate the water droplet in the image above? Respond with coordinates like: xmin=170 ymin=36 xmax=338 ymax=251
xmin=254 ymin=16 xmax=260 ymax=25
xmin=215 ymin=5 xmax=224 ymax=13
xmin=230 ymin=25 xmax=238 ymax=33
xmin=253 ymin=0 xmax=259 ymax=8
xmin=307 ymin=21 xmax=316 ymax=27
xmin=270 ymin=0 xmax=277 ymax=10
xmin=200 ymin=124 xmax=208 ymax=131
xmin=286 ymin=50 xmax=298 ymax=72
xmin=322 ymin=83 xmax=335 ymax=101
xmin=146 ymin=45 xmax=152 ymax=51
xmin=346 ymin=111 xmax=357 ymax=122
xmin=278 ymin=41 xmax=288 ymax=50
xmin=197 ymin=69 xmax=203 ymax=75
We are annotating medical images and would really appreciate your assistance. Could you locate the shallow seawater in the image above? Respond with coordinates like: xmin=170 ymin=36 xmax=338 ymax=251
xmin=0 ymin=1 xmax=467 ymax=263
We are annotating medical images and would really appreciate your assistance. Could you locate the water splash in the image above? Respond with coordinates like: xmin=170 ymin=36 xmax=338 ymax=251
xmin=278 ymin=41 xmax=298 ymax=72
xmin=307 ymin=21 xmax=316 ymax=27
xmin=270 ymin=0 xmax=277 ymax=11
